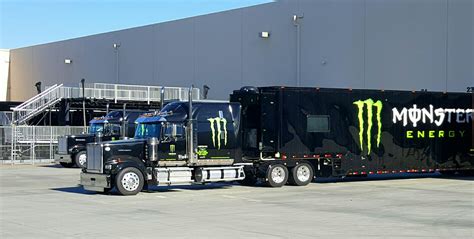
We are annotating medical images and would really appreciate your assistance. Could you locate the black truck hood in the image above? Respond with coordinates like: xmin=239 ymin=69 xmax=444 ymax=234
xmin=69 ymin=134 xmax=95 ymax=141
xmin=102 ymin=138 xmax=147 ymax=146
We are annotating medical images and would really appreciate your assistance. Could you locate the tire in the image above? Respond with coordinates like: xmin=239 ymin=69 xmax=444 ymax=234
xmin=74 ymin=151 xmax=87 ymax=168
xmin=60 ymin=162 xmax=75 ymax=168
xmin=115 ymin=167 xmax=144 ymax=196
xmin=288 ymin=163 xmax=314 ymax=186
xmin=265 ymin=164 xmax=288 ymax=187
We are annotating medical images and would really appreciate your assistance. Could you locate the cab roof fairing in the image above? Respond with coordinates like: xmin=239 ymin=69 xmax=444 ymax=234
xmin=90 ymin=111 xmax=150 ymax=124
xmin=161 ymin=101 xmax=241 ymax=121
xmin=135 ymin=115 xmax=167 ymax=124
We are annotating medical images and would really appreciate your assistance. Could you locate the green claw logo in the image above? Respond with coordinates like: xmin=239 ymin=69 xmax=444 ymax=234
xmin=197 ymin=147 xmax=209 ymax=157
xmin=353 ymin=99 xmax=383 ymax=154
xmin=208 ymin=117 xmax=227 ymax=150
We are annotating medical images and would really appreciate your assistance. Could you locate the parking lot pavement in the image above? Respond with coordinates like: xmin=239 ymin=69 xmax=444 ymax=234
xmin=0 ymin=164 xmax=473 ymax=239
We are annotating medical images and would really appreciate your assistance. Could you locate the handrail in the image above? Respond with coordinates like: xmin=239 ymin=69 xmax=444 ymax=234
xmin=12 ymin=84 xmax=64 ymax=124
xmin=48 ymin=83 xmax=200 ymax=102
xmin=12 ymin=84 xmax=61 ymax=110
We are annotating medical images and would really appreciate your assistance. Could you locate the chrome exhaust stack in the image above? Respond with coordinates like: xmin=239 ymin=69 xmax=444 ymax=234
xmin=187 ymin=86 xmax=197 ymax=165
xmin=160 ymin=86 xmax=165 ymax=109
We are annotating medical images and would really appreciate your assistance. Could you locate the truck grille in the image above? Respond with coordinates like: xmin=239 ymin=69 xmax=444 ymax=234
xmin=86 ymin=143 xmax=103 ymax=173
xmin=57 ymin=136 xmax=68 ymax=153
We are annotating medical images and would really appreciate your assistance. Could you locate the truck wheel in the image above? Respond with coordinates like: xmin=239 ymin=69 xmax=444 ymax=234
xmin=60 ymin=162 xmax=75 ymax=168
xmin=265 ymin=164 xmax=288 ymax=187
xmin=74 ymin=151 xmax=87 ymax=168
xmin=116 ymin=167 xmax=144 ymax=196
xmin=288 ymin=163 xmax=314 ymax=186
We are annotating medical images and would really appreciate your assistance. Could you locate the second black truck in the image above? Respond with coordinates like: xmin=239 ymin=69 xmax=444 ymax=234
xmin=55 ymin=111 xmax=146 ymax=167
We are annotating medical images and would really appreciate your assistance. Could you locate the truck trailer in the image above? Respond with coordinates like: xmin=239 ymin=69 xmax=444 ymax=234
xmin=55 ymin=110 xmax=147 ymax=168
xmin=80 ymin=86 xmax=473 ymax=195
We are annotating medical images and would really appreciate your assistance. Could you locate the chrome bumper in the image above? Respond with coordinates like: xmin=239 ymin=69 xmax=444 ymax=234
xmin=80 ymin=172 xmax=111 ymax=192
xmin=55 ymin=153 xmax=72 ymax=163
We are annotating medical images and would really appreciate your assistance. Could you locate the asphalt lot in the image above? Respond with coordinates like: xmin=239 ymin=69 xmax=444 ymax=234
xmin=0 ymin=164 xmax=473 ymax=239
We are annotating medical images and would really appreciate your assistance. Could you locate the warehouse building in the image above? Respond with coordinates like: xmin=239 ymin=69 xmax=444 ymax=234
xmin=4 ymin=0 xmax=473 ymax=102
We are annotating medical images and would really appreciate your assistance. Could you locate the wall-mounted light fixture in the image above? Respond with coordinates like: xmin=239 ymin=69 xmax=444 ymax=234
xmin=64 ymin=59 xmax=72 ymax=64
xmin=259 ymin=31 xmax=270 ymax=38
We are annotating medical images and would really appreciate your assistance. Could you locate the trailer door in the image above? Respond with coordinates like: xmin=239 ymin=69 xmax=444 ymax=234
xmin=260 ymin=92 xmax=279 ymax=153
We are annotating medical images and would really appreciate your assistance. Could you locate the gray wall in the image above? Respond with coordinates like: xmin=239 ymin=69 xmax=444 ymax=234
xmin=8 ymin=0 xmax=474 ymax=101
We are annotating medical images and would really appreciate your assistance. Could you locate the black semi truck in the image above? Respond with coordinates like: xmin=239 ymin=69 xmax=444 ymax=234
xmin=55 ymin=110 xmax=147 ymax=168
xmin=80 ymin=87 xmax=473 ymax=195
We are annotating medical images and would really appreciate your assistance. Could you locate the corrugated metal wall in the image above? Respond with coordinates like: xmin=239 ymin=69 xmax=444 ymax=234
xmin=8 ymin=0 xmax=474 ymax=101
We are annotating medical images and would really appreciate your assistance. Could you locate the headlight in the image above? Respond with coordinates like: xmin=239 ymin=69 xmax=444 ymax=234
xmin=105 ymin=164 xmax=112 ymax=170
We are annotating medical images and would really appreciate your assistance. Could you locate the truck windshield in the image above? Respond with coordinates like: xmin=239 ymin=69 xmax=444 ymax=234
xmin=88 ymin=123 xmax=104 ymax=134
xmin=104 ymin=123 xmax=121 ymax=135
xmin=134 ymin=123 xmax=161 ymax=139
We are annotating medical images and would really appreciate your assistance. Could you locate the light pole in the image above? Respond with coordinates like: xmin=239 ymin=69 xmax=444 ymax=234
xmin=293 ymin=14 xmax=304 ymax=87
xmin=113 ymin=43 xmax=121 ymax=84
xmin=81 ymin=78 xmax=86 ymax=132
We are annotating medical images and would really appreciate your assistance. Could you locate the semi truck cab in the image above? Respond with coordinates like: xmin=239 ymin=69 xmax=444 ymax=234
xmin=55 ymin=111 xmax=146 ymax=168
xmin=80 ymin=93 xmax=249 ymax=194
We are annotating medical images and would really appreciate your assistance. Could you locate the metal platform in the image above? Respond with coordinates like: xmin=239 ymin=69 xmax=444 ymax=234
xmin=11 ymin=83 xmax=199 ymax=125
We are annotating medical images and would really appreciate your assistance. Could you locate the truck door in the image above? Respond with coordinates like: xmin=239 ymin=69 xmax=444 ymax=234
xmin=158 ymin=123 xmax=186 ymax=161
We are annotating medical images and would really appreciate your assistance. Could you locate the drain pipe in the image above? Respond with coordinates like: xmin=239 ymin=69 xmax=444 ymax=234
xmin=187 ymin=86 xmax=196 ymax=165
xmin=293 ymin=14 xmax=304 ymax=87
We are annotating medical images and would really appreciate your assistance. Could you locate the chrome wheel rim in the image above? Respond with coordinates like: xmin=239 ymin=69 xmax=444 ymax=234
xmin=271 ymin=167 xmax=286 ymax=184
xmin=122 ymin=172 xmax=140 ymax=191
xmin=296 ymin=165 xmax=311 ymax=182
xmin=78 ymin=153 xmax=87 ymax=167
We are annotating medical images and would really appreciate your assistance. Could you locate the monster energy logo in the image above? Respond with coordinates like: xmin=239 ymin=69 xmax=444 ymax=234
xmin=197 ymin=146 xmax=209 ymax=157
xmin=208 ymin=117 xmax=227 ymax=150
xmin=353 ymin=99 xmax=383 ymax=154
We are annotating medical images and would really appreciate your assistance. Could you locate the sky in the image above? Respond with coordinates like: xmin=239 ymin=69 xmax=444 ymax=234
xmin=0 ymin=0 xmax=272 ymax=49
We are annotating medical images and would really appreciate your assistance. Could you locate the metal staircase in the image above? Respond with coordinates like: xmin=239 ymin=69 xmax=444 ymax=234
xmin=11 ymin=84 xmax=63 ymax=125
